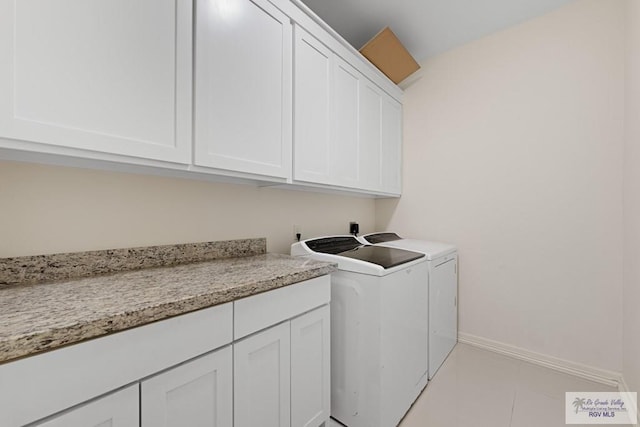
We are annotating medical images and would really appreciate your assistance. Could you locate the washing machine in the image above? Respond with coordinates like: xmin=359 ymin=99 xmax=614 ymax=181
xmin=358 ymin=232 xmax=458 ymax=379
xmin=291 ymin=236 xmax=429 ymax=427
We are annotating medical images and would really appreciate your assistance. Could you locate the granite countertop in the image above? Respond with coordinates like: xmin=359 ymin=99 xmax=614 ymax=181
xmin=0 ymin=240 xmax=335 ymax=365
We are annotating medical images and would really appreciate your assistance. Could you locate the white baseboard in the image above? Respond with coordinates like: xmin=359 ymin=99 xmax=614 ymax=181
xmin=457 ymin=332 xmax=621 ymax=388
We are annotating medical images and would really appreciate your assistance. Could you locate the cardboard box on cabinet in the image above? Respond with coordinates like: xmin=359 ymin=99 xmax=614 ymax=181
xmin=359 ymin=27 xmax=420 ymax=84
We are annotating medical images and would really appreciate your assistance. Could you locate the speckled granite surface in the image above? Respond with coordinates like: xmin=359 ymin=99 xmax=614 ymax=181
xmin=0 ymin=238 xmax=266 ymax=286
xmin=0 ymin=253 xmax=335 ymax=364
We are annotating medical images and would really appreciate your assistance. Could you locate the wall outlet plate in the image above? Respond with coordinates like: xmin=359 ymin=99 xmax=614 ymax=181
xmin=349 ymin=222 xmax=359 ymax=235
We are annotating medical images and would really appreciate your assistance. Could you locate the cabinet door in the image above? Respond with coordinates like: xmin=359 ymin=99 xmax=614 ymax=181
xmin=358 ymin=81 xmax=383 ymax=191
xmin=195 ymin=0 xmax=292 ymax=179
xmin=291 ymin=305 xmax=330 ymax=427
xmin=331 ymin=58 xmax=361 ymax=188
xmin=293 ymin=26 xmax=332 ymax=185
xmin=0 ymin=0 xmax=192 ymax=163
xmin=141 ymin=346 xmax=233 ymax=427
xmin=381 ymin=97 xmax=402 ymax=195
xmin=234 ymin=322 xmax=291 ymax=427
xmin=34 ymin=385 xmax=138 ymax=427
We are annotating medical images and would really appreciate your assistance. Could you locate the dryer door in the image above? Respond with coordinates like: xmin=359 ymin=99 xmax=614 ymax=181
xmin=429 ymin=257 xmax=458 ymax=379
xmin=379 ymin=261 xmax=429 ymax=427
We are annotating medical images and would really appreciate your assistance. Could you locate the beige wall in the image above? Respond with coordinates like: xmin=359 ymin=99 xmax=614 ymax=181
xmin=624 ymin=0 xmax=640 ymax=403
xmin=377 ymin=0 xmax=625 ymax=371
xmin=0 ymin=160 xmax=375 ymax=257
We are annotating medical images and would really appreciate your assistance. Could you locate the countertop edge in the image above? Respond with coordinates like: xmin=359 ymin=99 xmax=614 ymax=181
xmin=0 ymin=263 xmax=336 ymax=365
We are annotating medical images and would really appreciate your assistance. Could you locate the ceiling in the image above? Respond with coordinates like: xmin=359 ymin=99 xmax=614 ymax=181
xmin=299 ymin=0 xmax=575 ymax=63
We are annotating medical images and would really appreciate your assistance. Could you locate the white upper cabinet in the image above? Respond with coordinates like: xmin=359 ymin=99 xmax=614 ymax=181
xmin=293 ymin=26 xmax=332 ymax=185
xmin=357 ymin=80 xmax=403 ymax=196
xmin=331 ymin=57 xmax=361 ymax=188
xmin=358 ymin=80 xmax=383 ymax=192
xmin=0 ymin=0 xmax=402 ymax=195
xmin=0 ymin=0 xmax=192 ymax=163
xmin=381 ymin=97 xmax=403 ymax=195
xmin=293 ymin=24 xmax=402 ymax=195
xmin=194 ymin=0 xmax=292 ymax=179
xmin=293 ymin=26 xmax=362 ymax=189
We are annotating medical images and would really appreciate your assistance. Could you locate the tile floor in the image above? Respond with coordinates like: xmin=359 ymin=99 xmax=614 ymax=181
xmin=329 ymin=343 xmax=616 ymax=427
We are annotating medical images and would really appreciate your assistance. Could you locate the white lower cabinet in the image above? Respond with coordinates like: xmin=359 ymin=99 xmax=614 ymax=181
xmin=234 ymin=322 xmax=291 ymax=427
xmin=142 ymin=346 xmax=233 ymax=427
xmin=34 ymin=385 xmax=139 ymax=427
xmin=233 ymin=276 xmax=331 ymax=427
xmin=2 ymin=277 xmax=330 ymax=427
xmin=235 ymin=305 xmax=331 ymax=427
xmin=291 ymin=305 xmax=331 ymax=427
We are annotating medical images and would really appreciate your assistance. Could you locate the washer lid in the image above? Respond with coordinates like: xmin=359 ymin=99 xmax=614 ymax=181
xmin=305 ymin=236 xmax=362 ymax=254
xmin=338 ymin=245 xmax=425 ymax=269
xmin=379 ymin=239 xmax=457 ymax=260
xmin=361 ymin=232 xmax=403 ymax=244
xmin=304 ymin=236 xmax=425 ymax=269
xmin=360 ymin=232 xmax=457 ymax=260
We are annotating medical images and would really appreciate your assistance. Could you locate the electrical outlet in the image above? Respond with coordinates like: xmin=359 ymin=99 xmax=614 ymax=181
xmin=349 ymin=221 xmax=359 ymax=235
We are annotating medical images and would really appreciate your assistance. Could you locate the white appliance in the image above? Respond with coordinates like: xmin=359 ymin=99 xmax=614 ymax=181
xmin=358 ymin=232 xmax=458 ymax=379
xmin=291 ymin=236 xmax=429 ymax=427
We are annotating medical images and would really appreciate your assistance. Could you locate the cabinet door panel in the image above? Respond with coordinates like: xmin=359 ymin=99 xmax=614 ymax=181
xmin=142 ymin=346 xmax=233 ymax=427
xmin=359 ymin=82 xmax=383 ymax=191
xmin=195 ymin=0 xmax=292 ymax=178
xmin=381 ymin=97 xmax=402 ymax=195
xmin=331 ymin=58 xmax=360 ymax=187
xmin=291 ymin=305 xmax=330 ymax=427
xmin=34 ymin=385 xmax=138 ymax=427
xmin=0 ymin=0 xmax=192 ymax=163
xmin=234 ymin=322 xmax=291 ymax=427
xmin=293 ymin=26 xmax=332 ymax=184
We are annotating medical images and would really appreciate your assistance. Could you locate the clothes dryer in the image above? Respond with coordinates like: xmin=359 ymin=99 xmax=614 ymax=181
xmin=358 ymin=232 xmax=458 ymax=379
